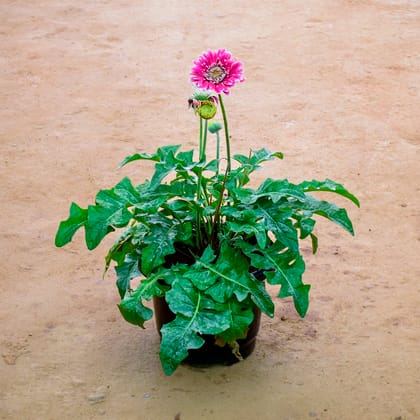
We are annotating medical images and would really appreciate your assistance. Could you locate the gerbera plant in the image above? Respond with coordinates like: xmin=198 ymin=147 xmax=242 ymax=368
xmin=55 ymin=49 xmax=359 ymax=375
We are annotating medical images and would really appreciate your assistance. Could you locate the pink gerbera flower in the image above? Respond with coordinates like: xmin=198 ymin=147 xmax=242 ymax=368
xmin=190 ymin=49 xmax=245 ymax=95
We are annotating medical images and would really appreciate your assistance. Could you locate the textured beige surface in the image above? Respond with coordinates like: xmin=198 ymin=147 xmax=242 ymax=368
xmin=1 ymin=1 xmax=419 ymax=419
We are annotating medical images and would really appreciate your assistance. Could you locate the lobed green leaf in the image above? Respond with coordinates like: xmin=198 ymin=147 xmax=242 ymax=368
xmin=115 ymin=254 xmax=142 ymax=299
xmin=237 ymin=240 xmax=309 ymax=317
xmin=117 ymin=288 xmax=153 ymax=329
xmin=84 ymin=177 xmax=142 ymax=249
xmin=55 ymin=202 xmax=88 ymax=247
xmin=298 ymin=179 xmax=360 ymax=207
xmin=140 ymin=223 xmax=177 ymax=276
xmin=118 ymin=145 xmax=181 ymax=168
xmin=160 ymin=278 xmax=232 ymax=375
xmin=294 ymin=194 xmax=355 ymax=235
xmin=159 ymin=316 xmax=205 ymax=375
xmin=198 ymin=243 xmax=275 ymax=317
xmin=216 ymin=298 xmax=255 ymax=343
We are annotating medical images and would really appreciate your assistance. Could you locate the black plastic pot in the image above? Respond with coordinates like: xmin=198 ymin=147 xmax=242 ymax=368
xmin=153 ymin=296 xmax=262 ymax=366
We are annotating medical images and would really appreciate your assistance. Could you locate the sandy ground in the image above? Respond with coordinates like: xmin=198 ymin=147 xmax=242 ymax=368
xmin=1 ymin=1 xmax=419 ymax=419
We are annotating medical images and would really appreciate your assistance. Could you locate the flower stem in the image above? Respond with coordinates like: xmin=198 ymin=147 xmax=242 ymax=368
xmin=202 ymin=119 xmax=208 ymax=161
xmin=197 ymin=117 xmax=204 ymax=247
xmin=215 ymin=131 xmax=220 ymax=175
xmin=218 ymin=94 xmax=231 ymax=172
xmin=210 ymin=168 xmax=228 ymax=248
xmin=199 ymin=117 xmax=203 ymax=160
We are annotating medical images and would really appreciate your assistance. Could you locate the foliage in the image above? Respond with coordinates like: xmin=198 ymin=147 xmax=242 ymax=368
xmin=56 ymin=145 xmax=358 ymax=374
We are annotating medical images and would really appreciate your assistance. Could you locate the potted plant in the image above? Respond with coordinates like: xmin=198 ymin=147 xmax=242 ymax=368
xmin=55 ymin=49 xmax=359 ymax=375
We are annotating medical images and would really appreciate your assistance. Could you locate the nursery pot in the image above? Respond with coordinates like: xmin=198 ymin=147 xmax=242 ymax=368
xmin=153 ymin=296 xmax=262 ymax=366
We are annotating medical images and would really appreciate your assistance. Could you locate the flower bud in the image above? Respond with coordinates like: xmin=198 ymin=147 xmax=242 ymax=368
xmin=196 ymin=100 xmax=217 ymax=120
xmin=208 ymin=121 xmax=222 ymax=133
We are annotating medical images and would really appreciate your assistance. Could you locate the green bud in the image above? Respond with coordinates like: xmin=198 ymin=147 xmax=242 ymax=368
xmin=208 ymin=121 xmax=223 ymax=133
xmin=197 ymin=100 xmax=217 ymax=120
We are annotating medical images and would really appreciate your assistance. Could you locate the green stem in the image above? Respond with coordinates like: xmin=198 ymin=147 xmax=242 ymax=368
xmin=210 ymin=168 xmax=228 ymax=248
xmin=197 ymin=117 xmax=204 ymax=247
xmin=199 ymin=117 xmax=203 ymax=160
xmin=218 ymin=94 xmax=231 ymax=172
xmin=202 ymin=119 xmax=208 ymax=161
xmin=215 ymin=131 xmax=220 ymax=175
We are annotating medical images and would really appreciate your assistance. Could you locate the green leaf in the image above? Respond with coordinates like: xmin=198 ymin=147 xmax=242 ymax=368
xmin=256 ymin=178 xmax=306 ymax=203
xmin=117 ymin=269 xmax=170 ymax=329
xmin=231 ymin=150 xmax=284 ymax=187
xmin=271 ymin=151 xmax=284 ymax=159
xmin=200 ymin=245 xmax=217 ymax=264
xmin=118 ymin=151 xmax=159 ymax=168
xmin=166 ymin=279 xmax=228 ymax=328
xmin=310 ymin=233 xmax=318 ymax=254
xmin=149 ymin=146 xmax=185 ymax=188
xmin=119 ymin=145 xmax=190 ymax=190
xmin=159 ymin=316 xmax=205 ymax=375
xmin=184 ymin=265 xmax=219 ymax=291
xmin=237 ymin=241 xmax=309 ymax=317
xmin=118 ymin=145 xmax=181 ymax=168
xmin=198 ymin=243 xmax=274 ymax=317
xmin=150 ymin=163 xmax=176 ymax=189
xmin=265 ymin=253 xmax=310 ymax=317
xmin=294 ymin=216 xmax=316 ymax=239
xmin=249 ymin=148 xmax=283 ymax=164
xmin=204 ymin=158 xmax=219 ymax=172
xmin=296 ymin=194 xmax=355 ymax=235
xmin=104 ymin=227 xmax=137 ymax=272
xmin=217 ymin=298 xmax=255 ymax=343
xmin=115 ymin=254 xmax=141 ymax=298
xmin=256 ymin=204 xmax=299 ymax=253
xmin=224 ymin=206 xmax=268 ymax=248
xmin=160 ymin=278 xmax=231 ymax=375
xmin=233 ymin=154 xmax=251 ymax=165
xmin=136 ymin=271 xmax=169 ymax=299
xmin=133 ymin=194 xmax=171 ymax=217
xmin=85 ymin=178 xmax=141 ymax=250
xmin=229 ymin=179 xmax=306 ymax=206
xmin=55 ymin=202 xmax=88 ymax=247
xmin=266 ymin=253 xmax=309 ymax=317
xmin=140 ymin=223 xmax=177 ymax=275
xmin=86 ymin=201 xmax=130 ymax=250
xmin=117 ymin=288 xmax=153 ymax=328
xmin=114 ymin=176 xmax=142 ymax=203
xmin=298 ymin=179 xmax=360 ymax=207
xmin=233 ymin=148 xmax=283 ymax=166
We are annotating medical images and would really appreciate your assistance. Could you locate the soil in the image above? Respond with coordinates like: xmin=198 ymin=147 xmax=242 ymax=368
xmin=1 ymin=1 xmax=419 ymax=419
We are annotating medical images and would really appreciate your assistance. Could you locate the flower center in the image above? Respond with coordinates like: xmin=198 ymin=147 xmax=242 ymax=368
xmin=205 ymin=65 xmax=227 ymax=83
